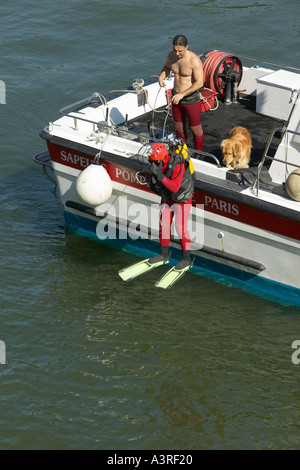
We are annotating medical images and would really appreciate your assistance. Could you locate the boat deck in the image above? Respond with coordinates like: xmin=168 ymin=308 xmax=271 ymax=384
xmin=115 ymin=86 xmax=287 ymax=196
xmin=126 ymin=90 xmax=285 ymax=168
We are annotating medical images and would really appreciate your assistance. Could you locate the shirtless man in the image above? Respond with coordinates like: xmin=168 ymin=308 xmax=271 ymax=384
xmin=158 ymin=35 xmax=204 ymax=151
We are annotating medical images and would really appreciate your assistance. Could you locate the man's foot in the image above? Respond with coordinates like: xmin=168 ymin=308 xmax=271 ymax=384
xmin=175 ymin=258 xmax=191 ymax=270
xmin=149 ymin=246 xmax=170 ymax=264
xmin=175 ymin=250 xmax=192 ymax=270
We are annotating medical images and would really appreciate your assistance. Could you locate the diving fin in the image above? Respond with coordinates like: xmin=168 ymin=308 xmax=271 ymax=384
xmin=119 ymin=255 xmax=170 ymax=282
xmin=155 ymin=258 xmax=194 ymax=289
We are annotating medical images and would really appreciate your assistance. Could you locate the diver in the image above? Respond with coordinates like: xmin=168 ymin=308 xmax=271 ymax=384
xmin=148 ymin=142 xmax=195 ymax=270
xmin=118 ymin=141 xmax=195 ymax=287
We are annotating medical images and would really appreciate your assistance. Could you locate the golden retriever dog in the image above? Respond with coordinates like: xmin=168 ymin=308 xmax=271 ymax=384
xmin=221 ymin=126 xmax=252 ymax=169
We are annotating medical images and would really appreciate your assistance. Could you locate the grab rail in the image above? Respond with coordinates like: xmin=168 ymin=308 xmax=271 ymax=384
xmin=193 ymin=151 xmax=221 ymax=167
xmin=59 ymin=92 xmax=108 ymax=115
xmin=253 ymin=127 xmax=300 ymax=196
xmin=59 ymin=93 xmax=110 ymax=131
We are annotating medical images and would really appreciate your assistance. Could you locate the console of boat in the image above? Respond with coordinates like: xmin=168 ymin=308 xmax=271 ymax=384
xmin=34 ymin=50 xmax=300 ymax=305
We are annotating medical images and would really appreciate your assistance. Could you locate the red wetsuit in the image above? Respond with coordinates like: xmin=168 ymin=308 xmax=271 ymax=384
xmin=159 ymin=155 xmax=192 ymax=252
xmin=171 ymin=91 xmax=204 ymax=151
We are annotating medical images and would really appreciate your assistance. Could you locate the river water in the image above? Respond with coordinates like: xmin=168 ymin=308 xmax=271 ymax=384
xmin=1 ymin=0 xmax=300 ymax=450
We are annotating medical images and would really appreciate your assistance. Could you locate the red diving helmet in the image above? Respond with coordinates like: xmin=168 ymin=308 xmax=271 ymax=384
xmin=148 ymin=143 xmax=168 ymax=164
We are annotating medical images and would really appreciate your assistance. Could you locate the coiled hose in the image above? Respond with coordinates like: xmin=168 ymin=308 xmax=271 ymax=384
xmin=202 ymin=51 xmax=243 ymax=97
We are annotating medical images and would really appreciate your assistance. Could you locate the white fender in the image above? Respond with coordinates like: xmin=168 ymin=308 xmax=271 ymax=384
xmin=286 ymin=168 xmax=300 ymax=202
xmin=76 ymin=163 xmax=112 ymax=206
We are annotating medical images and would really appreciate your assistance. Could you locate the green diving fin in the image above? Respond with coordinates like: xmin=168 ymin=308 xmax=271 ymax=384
xmin=118 ymin=255 xmax=170 ymax=282
xmin=155 ymin=258 xmax=194 ymax=289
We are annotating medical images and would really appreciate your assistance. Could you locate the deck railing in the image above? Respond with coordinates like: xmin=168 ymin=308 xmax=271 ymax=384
xmin=253 ymin=127 xmax=300 ymax=197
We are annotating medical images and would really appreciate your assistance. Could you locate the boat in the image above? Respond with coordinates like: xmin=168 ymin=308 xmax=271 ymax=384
xmin=34 ymin=50 xmax=300 ymax=305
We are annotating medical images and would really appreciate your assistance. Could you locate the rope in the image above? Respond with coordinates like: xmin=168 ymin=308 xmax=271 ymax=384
xmin=143 ymin=86 xmax=172 ymax=140
xmin=92 ymin=92 xmax=107 ymax=106
xmin=200 ymin=87 xmax=219 ymax=112
xmin=92 ymin=92 xmax=120 ymax=127
xmin=110 ymin=84 xmax=172 ymax=138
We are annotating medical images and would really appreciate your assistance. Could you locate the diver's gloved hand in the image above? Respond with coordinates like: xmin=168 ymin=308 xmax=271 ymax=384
xmin=151 ymin=161 xmax=164 ymax=182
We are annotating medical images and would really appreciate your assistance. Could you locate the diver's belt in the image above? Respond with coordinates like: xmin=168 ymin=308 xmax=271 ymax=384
xmin=172 ymin=88 xmax=201 ymax=104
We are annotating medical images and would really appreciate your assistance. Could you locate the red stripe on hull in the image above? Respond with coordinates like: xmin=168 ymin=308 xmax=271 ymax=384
xmin=193 ymin=191 xmax=300 ymax=241
xmin=47 ymin=141 xmax=153 ymax=192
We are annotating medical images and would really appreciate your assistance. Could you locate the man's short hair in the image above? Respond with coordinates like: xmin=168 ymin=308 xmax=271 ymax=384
xmin=173 ymin=35 xmax=188 ymax=47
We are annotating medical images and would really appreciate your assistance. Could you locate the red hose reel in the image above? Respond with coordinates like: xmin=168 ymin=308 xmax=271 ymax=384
xmin=201 ymin=50 xmax=243 ymax=99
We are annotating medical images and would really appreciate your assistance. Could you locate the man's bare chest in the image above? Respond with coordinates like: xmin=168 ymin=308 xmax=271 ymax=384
xmin=171 ymin=60 xmax=192 ymax=78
